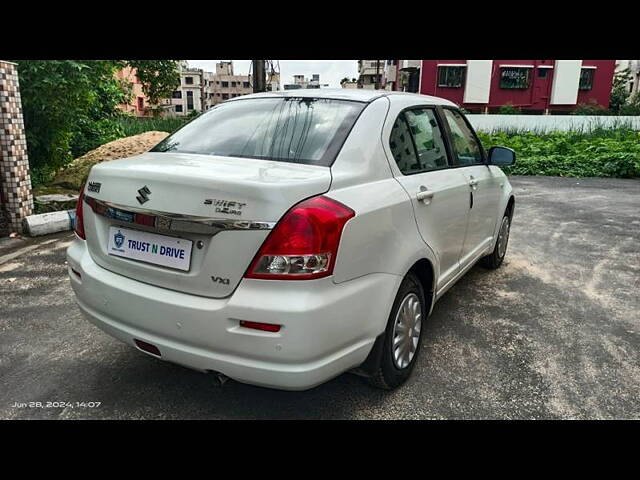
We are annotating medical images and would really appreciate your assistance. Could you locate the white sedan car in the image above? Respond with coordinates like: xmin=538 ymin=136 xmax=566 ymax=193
xmin=67 ymin=89 xmax=515 ymax=390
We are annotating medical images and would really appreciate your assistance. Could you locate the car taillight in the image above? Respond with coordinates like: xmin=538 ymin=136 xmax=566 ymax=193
xmin=74 ymin=183 xmax=86 ymax=240
xmin=245 ymin=195 xmax=355 ymax=280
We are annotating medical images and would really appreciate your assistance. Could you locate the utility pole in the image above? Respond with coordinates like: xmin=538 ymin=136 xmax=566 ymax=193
xmin=375 ymin=60 xmax=380 ymax=90
xmin=252 ymin=60 xmax=266 ymax=93
xmin=199 ymin=68 xmax=206 ymax=111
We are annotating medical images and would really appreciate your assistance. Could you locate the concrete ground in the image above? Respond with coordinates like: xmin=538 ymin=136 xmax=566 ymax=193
xmin=1 ymin=176 xmax=638 ymax=419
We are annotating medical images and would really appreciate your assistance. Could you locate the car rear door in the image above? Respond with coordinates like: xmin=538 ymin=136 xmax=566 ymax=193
xmin=387 ymin=107 xmax=470 ymax=288
xmin=440 ymin=107 xmax=501 ymax=267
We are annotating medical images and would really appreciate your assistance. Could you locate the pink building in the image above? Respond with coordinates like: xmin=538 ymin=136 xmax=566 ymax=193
xmin=402 ymin=60 xmax=616 ymax=114
xmin=116 ymin=66 xmax=151 ymax=117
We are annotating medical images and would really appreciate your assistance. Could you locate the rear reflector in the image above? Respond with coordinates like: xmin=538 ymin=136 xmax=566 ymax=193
xmin=239 ymin=320 xmax=281 ymax=333
xmin=74 ymin=184 xmax=86 ymax=239
xmin=134 ymin=339 xmax=161 ymax=356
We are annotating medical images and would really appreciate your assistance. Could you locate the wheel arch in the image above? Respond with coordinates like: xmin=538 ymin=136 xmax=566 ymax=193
xmin=407 ymin=258 xmax=435 ymax=314
xmin=354 ymin=256 xmax=436 ymax=379
xmin=506 ymin=195 xmax=515 ymax=219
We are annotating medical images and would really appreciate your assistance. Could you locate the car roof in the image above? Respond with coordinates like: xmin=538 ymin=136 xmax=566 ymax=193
xmin=226 ymin=88 xmax=458 ymax=107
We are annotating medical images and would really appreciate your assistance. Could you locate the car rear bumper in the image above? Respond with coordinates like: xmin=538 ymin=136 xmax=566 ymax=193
xmin=66 ymin=238 xmax=401 ymax=390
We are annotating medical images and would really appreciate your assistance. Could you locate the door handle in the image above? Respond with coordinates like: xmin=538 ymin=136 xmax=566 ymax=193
xmin=416 ymin=189 xmax=434 ymax=204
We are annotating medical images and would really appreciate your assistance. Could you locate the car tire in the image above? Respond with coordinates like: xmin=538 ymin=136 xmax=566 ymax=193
xmin=481 ymin=212 xmax=511 ymax=269
xmin=368 ymin=272 xmax=425 ymax=390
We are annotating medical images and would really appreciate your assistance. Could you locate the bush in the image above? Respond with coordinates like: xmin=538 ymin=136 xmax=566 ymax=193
xmin=477 ymin=127 xmax=640 ymax=178
xmin=15 ymin=60 xmax=180 ymax=188
xmin=573 ymin=100 xmax=610 ymax=116
xmin=116 ymin=116 xmax=189 ymax=137
xmin=619 ymin=92 xmax=640 ymax=116
xmin=498 ymin=103 xmax=521 ymax=115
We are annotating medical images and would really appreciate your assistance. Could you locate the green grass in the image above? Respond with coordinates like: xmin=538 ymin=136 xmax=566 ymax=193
xmin=478 ymin=127 xmax=640 ymax=178
xmin=116 ymin=116 xmax=189 ymax=137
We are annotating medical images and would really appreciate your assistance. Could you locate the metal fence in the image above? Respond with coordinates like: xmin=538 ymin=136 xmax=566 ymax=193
xmin=466 ymin=115 xmax=640 ymax=133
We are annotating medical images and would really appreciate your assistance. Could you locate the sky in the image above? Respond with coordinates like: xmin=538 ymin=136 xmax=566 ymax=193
xmin=187 ymin=60 xmax=359 ymax=89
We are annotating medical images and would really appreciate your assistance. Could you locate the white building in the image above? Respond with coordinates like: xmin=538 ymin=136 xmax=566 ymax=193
xmin=283 ymin=74 xmax=324 ymax=90
xmin=616 ymin=60 xmax=640 ymax=96
xmin=168 ymin=62 xmax=205 ymax=116
xmin=357 ymin=60 xmax=384 ymax=89
xmin=356 ymin=60 xmax=419 ymax=91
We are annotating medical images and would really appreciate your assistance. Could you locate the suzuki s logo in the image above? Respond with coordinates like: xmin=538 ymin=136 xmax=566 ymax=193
xmin=137 ymin=185 xmax=151 ymax=205
xmin=114 ymin=230 xmax=125 ymax=249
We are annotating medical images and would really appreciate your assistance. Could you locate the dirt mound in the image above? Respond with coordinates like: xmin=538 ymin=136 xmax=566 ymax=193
xmin=51 ymin=131 xmax=169 ymax=190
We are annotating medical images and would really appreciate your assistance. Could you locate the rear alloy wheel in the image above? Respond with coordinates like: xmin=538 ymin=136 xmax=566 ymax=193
xmin=391 ymin=293 xmax=422 ymax=369
xmin=368 ymin=272 xmax=425 ymax=390
xmin=481 ymin=213 xmax=511 ymax=269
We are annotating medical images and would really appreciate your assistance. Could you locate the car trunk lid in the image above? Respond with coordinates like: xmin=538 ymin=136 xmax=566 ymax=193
xmin=82 ymin=151 xmax=332 ymax=298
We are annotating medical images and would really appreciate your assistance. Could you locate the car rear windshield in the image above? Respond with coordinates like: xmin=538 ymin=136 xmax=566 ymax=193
xmin=151 ymin=97 xmax=366 ymax=166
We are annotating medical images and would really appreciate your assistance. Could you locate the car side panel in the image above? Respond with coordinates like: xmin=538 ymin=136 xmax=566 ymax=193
xmin=329 ymin=95 xmax=439 ymax=286
xmin=328 ymin=96 xmax=439 ymax=335
xmin=488 ymin=167 xmax=514 ymax=248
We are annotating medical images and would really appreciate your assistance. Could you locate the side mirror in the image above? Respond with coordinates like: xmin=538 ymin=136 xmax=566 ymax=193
xmin=488 ymin=146 xmax=516 ymax=166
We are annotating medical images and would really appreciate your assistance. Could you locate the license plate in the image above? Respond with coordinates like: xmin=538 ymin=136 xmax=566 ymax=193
xmin=107 ymin=226 xmax=193 ymax=271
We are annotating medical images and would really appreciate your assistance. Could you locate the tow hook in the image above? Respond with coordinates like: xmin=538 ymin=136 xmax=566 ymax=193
xmin=209 ymin=371 xmax=230 ymax=387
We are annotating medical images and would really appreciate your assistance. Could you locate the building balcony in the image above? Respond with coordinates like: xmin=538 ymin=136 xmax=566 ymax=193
xmin=399 ymin=60 xmax=421 ymax=70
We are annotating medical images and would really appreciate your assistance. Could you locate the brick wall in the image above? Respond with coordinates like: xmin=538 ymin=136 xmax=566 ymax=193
xmin=0 ymin=60 xmax=33 ymax=235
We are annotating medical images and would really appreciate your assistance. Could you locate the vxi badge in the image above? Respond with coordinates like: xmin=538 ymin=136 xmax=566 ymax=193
xmin=204 ymin=198 xmax=247 ymax=216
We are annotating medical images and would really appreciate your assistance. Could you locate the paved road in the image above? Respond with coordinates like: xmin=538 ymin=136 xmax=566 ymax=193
xmin=1 ymin=176 xmax=639 ymax=419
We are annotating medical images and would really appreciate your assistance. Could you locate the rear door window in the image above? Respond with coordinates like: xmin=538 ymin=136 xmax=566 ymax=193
xmin=389 ymin=108 xmax=449 ymax=175
xmin=151 ymin=97 xmax=366 ymax=166
xmin=389 ymin=114 xmax=419 ymax=174
xmin=404 ymin=109 xmax=449 ymax=172
xmin=442 ymin=108 xmax=484 ymax=166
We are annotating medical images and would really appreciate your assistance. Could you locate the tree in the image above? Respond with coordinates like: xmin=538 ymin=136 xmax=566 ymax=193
xmin=619 ymin=91 xmax=640 ymax=115
xmin=16 ymin=60 xmax=126 ymax=184
xmin=126 ymin=60 xmax=180 ymax=111
xmin=609 ymin=67 xmax=632 ymax=114
xmin=14 ymin=60 xmax=181 ymax=186
xmin=340 ymin=77 xmax=350 ymax=85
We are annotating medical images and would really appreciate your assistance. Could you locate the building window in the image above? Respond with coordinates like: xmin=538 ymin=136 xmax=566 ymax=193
xmin=243 ymin=82 xmax=250 ymax=88
xmin=175 ymin=105 xmax=183 ymax=113
xmin=185 ymin=76 xmax=194 ymax=85
xmin=222 ymin=93 xmax=229 ymax=100
xmin=579 ymin=68 xmax=594 ymax=90
xmin=222 ymin=81 xmax=229 ymax=88
xmin=172 ymin=90 xmax=182 ymax=99
xmin=137 ymin=97 xmax=144 ymax=111
xmin=538 ymin=68 xmax=548 ymax=78
xmin=231 ymin=81 xmax=237 ymax=87
xmin=437 ymin=66 xmax=466 ymax=88
xmin=186 ymin=91 xmax=194 ymax=110
xmin=500 ymin=67 xmax=531 ymax=89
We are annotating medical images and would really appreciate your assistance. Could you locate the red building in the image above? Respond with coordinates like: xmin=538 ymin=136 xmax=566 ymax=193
xmin=411 ymin=60 xmax=616 ymax=114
